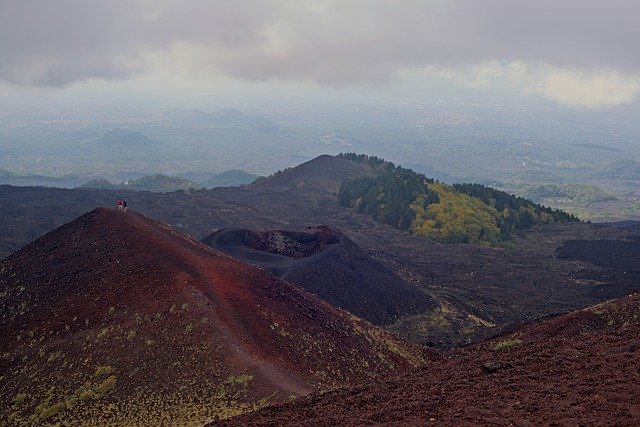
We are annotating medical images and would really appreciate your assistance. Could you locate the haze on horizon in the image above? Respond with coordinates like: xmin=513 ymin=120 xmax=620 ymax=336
xmin=2 ymin=0 xmax=640 ymax=222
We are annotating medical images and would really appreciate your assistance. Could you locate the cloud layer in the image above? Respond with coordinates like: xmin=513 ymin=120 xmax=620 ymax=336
xmin=440 ymin=62 xmax=640 ymax=108
xmin=1 ymin=0 xmax=639 ymax=106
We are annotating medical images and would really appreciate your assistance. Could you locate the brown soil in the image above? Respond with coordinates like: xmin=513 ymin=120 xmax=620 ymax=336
xmin=0 ymin=209 xmax=434 ymax=426
xmin=214 ymin=292 xmax=640 ymax=426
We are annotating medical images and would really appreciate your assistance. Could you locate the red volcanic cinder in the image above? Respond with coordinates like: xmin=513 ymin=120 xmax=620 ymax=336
xmin=0 ymin=208 xmax=435 ymax=426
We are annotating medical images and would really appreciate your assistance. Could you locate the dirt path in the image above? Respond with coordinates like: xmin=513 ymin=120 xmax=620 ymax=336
xmin=127 ymin=212 xmax=315 ymax=396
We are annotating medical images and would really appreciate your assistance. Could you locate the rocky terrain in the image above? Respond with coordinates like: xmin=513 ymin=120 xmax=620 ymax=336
xmin=214 ymin=292 xmax=640 ymax=426
xmin=1 ymin=154 xmax=639 ymax=425
xmin=1 ymin=155 xmax=640 ymax=349
xmin=0 ymin=209 xmax=432 ymax=426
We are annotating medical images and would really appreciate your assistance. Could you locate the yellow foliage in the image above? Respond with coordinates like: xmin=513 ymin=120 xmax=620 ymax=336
xmin=411 ymin=183 xmax=501 ymax=244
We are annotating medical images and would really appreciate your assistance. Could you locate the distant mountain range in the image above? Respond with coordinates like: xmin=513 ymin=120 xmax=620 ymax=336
xmin=203 ymin=170 xmax=258 ymax=188
xmin=0 ymin=170 xmax=87 ymax=188
xmin=79 ymin=170 xmax=258 ymax=192
xmin=80 ymin=174 xmax=202 ymax=192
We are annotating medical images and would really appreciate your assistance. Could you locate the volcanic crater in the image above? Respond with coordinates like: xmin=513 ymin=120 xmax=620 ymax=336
xmin=203 ymin=225 xmax=436 ymax=326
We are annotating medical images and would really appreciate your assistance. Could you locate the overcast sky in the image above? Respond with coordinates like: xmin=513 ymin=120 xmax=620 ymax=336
xmin=1 ymin=0 xmax=639 ymax=109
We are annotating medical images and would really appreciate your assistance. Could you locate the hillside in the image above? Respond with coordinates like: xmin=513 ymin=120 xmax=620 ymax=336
xmin=79 ymin=175 xmax=203 ymax=192
xmin=202 ymin=226 xmax=436 ymax=325
xmin=598 ymin=159 xmax=640 ymax=181
xmin=0 ymin=209 xmax=433 ymax=426
xmin=1 ymin=155 xmax=639 ymax=348
xmin=253 ymin=154 xmax=376 ymax=192
xmin=215 ymin=292 xmax=640 ymax=426
xmin=123 ymin=174 xmax=202 ymax=192
xmin=337 ymin=153 xmax=579 ymax=245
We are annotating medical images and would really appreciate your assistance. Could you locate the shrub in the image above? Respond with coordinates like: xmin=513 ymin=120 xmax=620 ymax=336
xmin=38 ymin=402 xmax=66 ymax=421
xmin=95 ymin=375 xmax=117 ymax=396
xmin=94 ymin=366 xmax=112 ymax=378
xmin=492 ymin=338 xmax=523 ymax=351
xmin=12 ymin=393 xmax=27 ymax=405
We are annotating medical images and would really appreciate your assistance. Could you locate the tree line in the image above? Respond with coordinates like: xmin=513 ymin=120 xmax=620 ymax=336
xmin=337 ymin=153 xmax=580 ymax=245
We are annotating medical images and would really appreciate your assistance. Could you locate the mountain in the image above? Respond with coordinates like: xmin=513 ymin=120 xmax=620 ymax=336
xmin=202 ymin=225 xmax=436 ymax=325
xmin=337 ymin=153 xmax=579 ymax=245
xmin=95 ymin=129 xmax=155 ymax=146
xmin=214 ymin=292 xmax=640 ymax=426
xmin=0 ymin=172 xmax=86 ymax=188
xmin=78 ymin=179 xmax=120 ymax=190
xmin=2 ymin=154 xmax=639 ymax=349
xmin=204 ymin=170 xmax=258 ymax=188
xmin=0 ymin=209 xmax=433 ymax=425
xmin=163 ymin=108 xmax=277 ymax=131
xmin=253 ymin=154 xmax=376 ymax=192
xmin=209 ymin=108 xmax=277 ymax=131
xmin=79 ymin=175 xmax=203 ymax=192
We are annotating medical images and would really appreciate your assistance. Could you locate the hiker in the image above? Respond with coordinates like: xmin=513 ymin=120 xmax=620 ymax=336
xmin=123 ymin=199 xmax=128 ymax=213
xmin=117 ymin=198 xmax=123 ymax=211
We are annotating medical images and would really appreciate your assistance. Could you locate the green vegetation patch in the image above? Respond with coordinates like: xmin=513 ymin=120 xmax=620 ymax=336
xmin=94 ymin=365 xmax=112 ymax=378
xmin=12 ymin=393 xmax=28 ymax=405
xmin=492 ymin=338 xmax=523 ymax=351
xmin=338 ymin=153 xmax=579 ymax=246
xmin=522 ymin=184 xmax=616 ymax=205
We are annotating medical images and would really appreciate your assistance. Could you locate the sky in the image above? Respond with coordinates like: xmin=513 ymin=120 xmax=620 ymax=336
xmin=1 ymin=0 xmax=639 ymax=110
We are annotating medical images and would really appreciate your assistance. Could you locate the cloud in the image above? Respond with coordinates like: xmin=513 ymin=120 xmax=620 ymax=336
xmin=0 ymin=0 xmax=271 ymax=86
xmin=541 ymin=70 xmax=640 ymax=108
xmin=1 ymin=0 xmax=639 ymax=106
xmin=439 ymin=61 xmax=640 ymax=108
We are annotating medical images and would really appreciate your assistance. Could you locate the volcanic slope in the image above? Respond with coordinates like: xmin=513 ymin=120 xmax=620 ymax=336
xmin=216 ymin=292 xmax=640 ymax=426
xmin=253 ymin=154 xmax=376 ymax=191
xmin=202 ymin=226 xmax=436 ymax=326
xmin=0 ymin=209 xmax=434 ymax=426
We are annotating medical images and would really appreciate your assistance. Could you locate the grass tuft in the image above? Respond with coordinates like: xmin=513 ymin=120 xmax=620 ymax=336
xmin=492 ymin=338 xmax=523 ymax=351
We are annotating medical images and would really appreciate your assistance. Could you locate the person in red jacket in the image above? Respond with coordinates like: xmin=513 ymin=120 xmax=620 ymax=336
xmin=117 ymin=198 xmax=123 ymax=211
